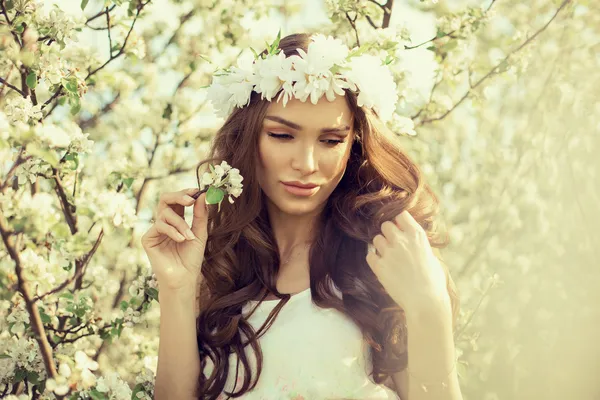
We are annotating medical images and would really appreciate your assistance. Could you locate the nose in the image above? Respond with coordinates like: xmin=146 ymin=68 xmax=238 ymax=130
xmin=291 ymin=143 xmax=318 ymax=174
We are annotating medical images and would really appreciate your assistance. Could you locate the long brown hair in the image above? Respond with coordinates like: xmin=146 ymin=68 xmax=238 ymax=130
xmin=194 ymin=33 xmax=460 ymax=399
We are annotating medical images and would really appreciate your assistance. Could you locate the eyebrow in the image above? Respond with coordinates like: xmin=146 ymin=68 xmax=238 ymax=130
xmin=264 ymin=115 xmax=351 ymax=134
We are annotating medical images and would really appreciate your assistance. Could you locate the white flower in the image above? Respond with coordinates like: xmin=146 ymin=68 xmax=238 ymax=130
xmin=96 ymin=371 xmax=132 ymax=399
xmin=391 ymin=114 xmax=416 ymax=136
xmin=207 ymin=66 xmax=254 ymax=118
xmin=4 ymin=96 xmax=43 ymax=124
xmin=345 ymin=54 xmax=398 ymax=122
xmin=250 ymin=51 xmax=286 ymax=100
xmin=199 ymin=162 xmax=244 ymax=208
xmin=34 ymin=123 xmax=71 ymax=148
xmin=70 ymin=131 xmax=94 ymax=153
xmin=205 ymin=34 xmax=398 ymax=121
xmin=7 ymin=300 xmax=29 ymax=335
xmin=45 ymin=363 xmax=71 ymax=396
xmin=74 ymin=350 xmax=98 ymax=372
xmin=200 ymin=171 xmax=214 ymax=189
xmin=299 ymin=34 xmax=349 ymax=73
xmin=123 ymin=307 xmax=141 ymax=328
xmin=15 ymin=157 xmax=53 ymax=185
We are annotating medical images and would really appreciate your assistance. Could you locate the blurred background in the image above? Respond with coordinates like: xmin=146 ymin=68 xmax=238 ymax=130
xmin=1 ymin=0 xmax=599 ymax=399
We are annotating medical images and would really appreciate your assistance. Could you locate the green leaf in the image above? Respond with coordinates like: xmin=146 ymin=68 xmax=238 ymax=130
xmin=123 ymin=177 xmax=134 ymax=188
xmin=60 ymin=292 xmax=74 ymax=300
xmin=131 ymin=383 xmax=146 ymax=400
xmin=14 ymin=368 xmax=27 ymax=382
xmin=120 ymin=300 xmax=129 ymax=311
xmin=62 ymin=77 xmax=78 ymax=94
xmin=147 ymin=288 xmax=159 ymax=302
xmin=64 ymin=153 xmax=79 ymax=170
xmin=26 ymin=72 xmax=37 ymax=89
xmin=27 ymin=371 xmax=40 ymax=384
xmin=0 ymin=353 xmax=11 ymax=359
xmin=70 ymin=96 xmax=81 ymax=115
xmin=89 ymin=388 xmax=109 ymax=400
xmin=206 ymin=186 xmax=225 ymax=205
xmin=249 ymin=47 xmax=259 ymax=60
xmin=81 ymin=0 xmax=89 ymax=10
xmin=40 ymin=311 xmax=51 ymax=324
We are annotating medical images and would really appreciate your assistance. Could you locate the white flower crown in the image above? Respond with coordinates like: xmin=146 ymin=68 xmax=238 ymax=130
xmin=206 ymin=32 xmax=398 ymax=122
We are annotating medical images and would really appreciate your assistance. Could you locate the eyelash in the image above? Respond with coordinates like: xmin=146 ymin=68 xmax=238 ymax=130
xmin=267 ymin=132 xmax=345 ymax=146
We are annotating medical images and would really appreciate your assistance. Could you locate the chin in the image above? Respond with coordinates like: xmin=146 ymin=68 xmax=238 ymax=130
xmin=274 ymin=200 xmax=320 ymax=216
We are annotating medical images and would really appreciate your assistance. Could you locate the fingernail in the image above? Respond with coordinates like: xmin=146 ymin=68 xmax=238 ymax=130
xmin=185 ymin=229 xmax=195 ymax=240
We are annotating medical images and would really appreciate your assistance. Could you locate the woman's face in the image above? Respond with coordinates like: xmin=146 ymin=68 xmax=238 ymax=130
xmin=256 ymin=95 xmax=355 ymax=216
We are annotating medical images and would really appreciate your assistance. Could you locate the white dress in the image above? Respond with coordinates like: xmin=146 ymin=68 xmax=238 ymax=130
xmin=203 ymin=286 xmax=400 ymax=400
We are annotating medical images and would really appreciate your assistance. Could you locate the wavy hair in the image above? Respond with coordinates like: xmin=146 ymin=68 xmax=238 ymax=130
xmin=194 ymin=33 xmax=460 ymax=399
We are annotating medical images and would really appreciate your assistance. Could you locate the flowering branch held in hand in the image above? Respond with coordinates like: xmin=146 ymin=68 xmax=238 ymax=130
xmin=192 ymin=160 xmax=244 ymax=211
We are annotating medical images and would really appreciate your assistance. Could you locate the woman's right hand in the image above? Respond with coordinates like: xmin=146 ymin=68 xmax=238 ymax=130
xmin=141 ymin=188 xmax=209 ymax=292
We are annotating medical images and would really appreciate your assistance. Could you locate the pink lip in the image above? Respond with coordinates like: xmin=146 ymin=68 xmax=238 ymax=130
xmin=281 ymin=182 xmax=319 ymax=196
xmin=281 ymin=181 xmax=318 ymax=188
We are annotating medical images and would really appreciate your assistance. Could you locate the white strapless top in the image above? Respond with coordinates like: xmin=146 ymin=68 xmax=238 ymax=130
xmin=203 ymin=286 xmax=399 ymax=399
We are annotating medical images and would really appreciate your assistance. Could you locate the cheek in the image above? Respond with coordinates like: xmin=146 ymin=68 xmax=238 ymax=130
xmin=257 ymin=136 xmax=284 ymax=174
xmin=322 ymin=147 xmax=351 ymax=177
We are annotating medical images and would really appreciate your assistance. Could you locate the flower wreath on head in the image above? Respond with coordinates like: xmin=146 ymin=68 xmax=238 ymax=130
xmin=206 ymin=31 xmax=399 ymax=122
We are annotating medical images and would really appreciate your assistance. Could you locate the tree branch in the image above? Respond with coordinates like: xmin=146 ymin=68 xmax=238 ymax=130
xmin=86 ymin=4 xmax=116 ymax=24
xmin=33 ymin=230 xmax=104 ymax=302
xmin=345 ymin=12 xmax=360 ymax=47
xmin=0 ymin=76 xmax=25 ymax=97
xmin=0 ymin=211 xmax=58 ymax=380
xmin=405 ymin=0 xmax=498 ymax=50
xmin=0 ymin=147 xmax=30 ymax=194
xmin=418 ymin=0 xmax=571 ymax=126
xmin=381 ymin=0 xmax=394 ymax=29
xmin=52 ymin=169 xmax=78 ymax=235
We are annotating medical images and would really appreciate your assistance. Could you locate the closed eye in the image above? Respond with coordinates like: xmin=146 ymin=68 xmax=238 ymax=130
xmin=267 ymin=132 xmax=345 ymax=146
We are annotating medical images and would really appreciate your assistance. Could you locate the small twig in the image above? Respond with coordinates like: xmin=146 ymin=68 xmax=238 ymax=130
xmin=418 ymin=0 xmax=571 ymax=125
xmin=0 ymin=148 xmax=29 ymax=193
xmin=1 ymin=0 xmax=13 ymax=25
xmin=365 ymin=14 xmax=380 ymax=29
xmin=33 ymin=230 xmax=104 ymax=302
xmin=345 ymin=12 xmax=360 ymax=47
xmin=105 ymin=7 xmax=113 ymax=57
xmin=0 ymin=76 xmax=26 ymax=96
xmin=86 ymin=4 xmax=116 ymax=24
xmin=53 ymin=169 xmax=78 ymax=234
xmin=405 ymin=0 xmax=498 ymax=50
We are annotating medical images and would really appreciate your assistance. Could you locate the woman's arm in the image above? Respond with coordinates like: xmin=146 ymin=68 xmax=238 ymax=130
xmin=391 ymin=295 xmax=462 ymax=400
xmin=155 ymin=284 xmax=201 ymax=400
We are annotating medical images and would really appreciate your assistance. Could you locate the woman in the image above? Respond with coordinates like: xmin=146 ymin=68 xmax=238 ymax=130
xmin=142 ymin=33 xmax=461 ymax=399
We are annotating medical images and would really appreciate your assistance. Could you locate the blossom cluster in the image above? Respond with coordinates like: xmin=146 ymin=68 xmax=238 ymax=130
xmin=199 ymin=160 xmax=244 ymax=208
xmin=206 ymin=34 xmax=398 ymax=121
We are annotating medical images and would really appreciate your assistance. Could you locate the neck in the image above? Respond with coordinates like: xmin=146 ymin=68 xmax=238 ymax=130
xmin=265 ymin=199 xmax=324 ymax=267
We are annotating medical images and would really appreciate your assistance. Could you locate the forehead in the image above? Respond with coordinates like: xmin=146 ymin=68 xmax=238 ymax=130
xmin=264 ymin=95 xmax=353 ymax=129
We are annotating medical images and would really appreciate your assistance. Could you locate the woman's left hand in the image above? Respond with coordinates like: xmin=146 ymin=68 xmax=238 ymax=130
xmin=366 ymin=210 xmax=449 ymax=313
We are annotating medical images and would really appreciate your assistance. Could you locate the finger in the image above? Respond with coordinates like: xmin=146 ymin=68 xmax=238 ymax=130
xmin=157 ymin=190 xmax=197 ymax=216
xmin=381 ymin=221 xmax=403 ymax=243
xmin=372 ymin=234 xmax=388 ymax=257
xmin=154 ymin=219 xmax=186 ymax=242
xmin=366 ymin=251 xmax=381 ymax=272
xmin=161 ymin=207 xmax=196 ymax=240
xmin=393 ymin=210 xmax=420 ymax=234
xmin=190 ymin=191 xmax=209 ymax=240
